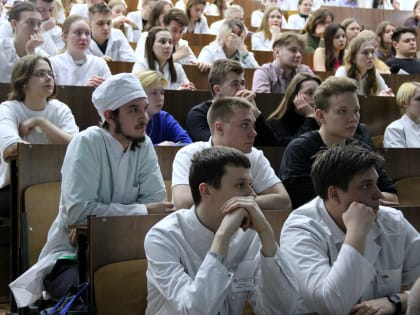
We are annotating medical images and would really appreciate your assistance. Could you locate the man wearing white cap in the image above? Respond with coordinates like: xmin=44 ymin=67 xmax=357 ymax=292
xmin=9 ymin=73 xmax=172 ymax=308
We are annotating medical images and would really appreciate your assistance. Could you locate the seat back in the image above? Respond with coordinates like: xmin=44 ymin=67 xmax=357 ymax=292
xmin=395 ymin=177 xmax=420 ymax=206
xmin=17 ymin=143 xmax=67 ymax=272
xmin=24 ymin=182 xmax=61 ymax=266
xmin=88 ymin=214 xmax=168 ymax=315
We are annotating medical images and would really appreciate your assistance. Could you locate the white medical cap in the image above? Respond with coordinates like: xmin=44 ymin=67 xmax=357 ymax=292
xmin=92 ymin=73 xmax=147 ymax=121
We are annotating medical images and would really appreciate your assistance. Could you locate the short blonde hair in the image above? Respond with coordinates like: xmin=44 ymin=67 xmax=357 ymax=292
xmin=396 ymin=82 xmax=420 ymax=114
xmin=134 ymin=69 xmax=168 ymax=88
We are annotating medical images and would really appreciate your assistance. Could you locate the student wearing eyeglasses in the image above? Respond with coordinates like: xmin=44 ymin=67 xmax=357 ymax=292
xmin=0 ymin=1 xmax=48 ymax=83
xmin=0 ymin=55 xmax=79 ymax=218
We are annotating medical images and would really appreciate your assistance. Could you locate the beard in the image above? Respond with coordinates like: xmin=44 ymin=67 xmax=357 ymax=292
xmin=114 ymin=117 xmax=146 ymax=151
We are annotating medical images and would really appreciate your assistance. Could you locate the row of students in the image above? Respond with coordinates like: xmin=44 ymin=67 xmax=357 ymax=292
xmin=2 ymin=67 xmax=420 ymax=313
xmin=7 ymin=69 xmax=419 ymax=313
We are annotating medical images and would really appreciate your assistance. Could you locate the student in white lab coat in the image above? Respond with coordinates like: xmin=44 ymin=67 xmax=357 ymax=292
xmin=9 ymin=73 xmax=172 ymax=308
xmin=184 ymin=0 xmax=210 ymax=34
xmin=280 ymin=144 xmax=420 ymax=315
xmin=384 ymin=81 xmax=420 ymax=148
xmin=50 ymin=15 xmax=111 ymax=87
xmin=199 ymin=19 xmax=259 ymax=69
xmin=251 ymin=6 xmax=283 ymax=51
xmin=145 ymin=145 xmax=298 ymax=314
xmin=132 ymin=26 xmax=194 ymax=90
xmin=0 ymin=2 xmax=48 ymax=83
xmin=87 ymin=3 xmax=136 ymax=62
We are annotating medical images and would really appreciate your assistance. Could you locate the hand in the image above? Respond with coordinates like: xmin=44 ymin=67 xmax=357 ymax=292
xmin=178 ymin=82 xmax=196 ymax=90
xmin=235 ymin=89 xmax=260 ymax=117
xmin=25 ymin=32 xmax=44 ymax=54
xmin=194 ymin=61 xmax=211 ymax=72
xmin=19 ymin=117 xmax=42 ymax=137
xmin=315 ymin=24 xmax=326 ymax=37
xmin=379 ymin=88 xmax=394 ymax=97
xmin=217 ymin=207 xmax=251 ymax=238
xmin=112 ymin=16 xmax=126 ymax=28
xmin=124 ymin=17 xmax=137 ymax=28
xmin=102 ymin=55 xmax=113 ymax=62
xmin=225 ymin=32 xmax=244 ymax=51
xmin=220 ymin=196 xmax=270 ymax=234
xmin=235 ymin=89 xmax=256 ymax=102
xmin=40 ymin=18 xmax=56 ymax=32
xmin=350 ymin=297 xmax=395 ymax=315
xmin=173 ymin=45 xmax=190 ymax=61
xmin=69 ymin=228 xmax=77 ymax=246
xmin=343 ymin=201 xmax=375 ymax=237
xmin=146 ymin=201 xmax=175 ymax=213
xmin=379 ymin=198 xmax=399 ymax=207
xmin=86 ymin=75 xmax=106 ymax=87
xmin=269 ymin=25 xmax=281 ymax=37
xmin=294 ymin=91 xmax=315 ymax=117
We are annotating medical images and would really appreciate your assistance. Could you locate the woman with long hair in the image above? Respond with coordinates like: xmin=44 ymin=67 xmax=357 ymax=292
xmin=251 ymin=6 xmax=283 ymax=51
xmin=267 ymin=73 xmax=321 ymax=146
xmin=335 ymin=35 xmax=393 ymax=96
xmin=0 ymin=55 xmax=79 ymax=216
xmin=144 ymin=0 xmax=173 ymax=31
xmin=185 ymin=0 xmax=210 ymax=33
xmin=376 ymin=20 xmax=395 ymax=62
xmin=250 ymin=0 xmax=280 ymax=28
xmin=135 ymin=70 xmax=192 ymax=145
xmin=313 ymin=23 xmax=346 ymax=72
xmin=301 ymin=7 xmax=334 ymax=53
xmin=340 ymin=17 xmax=361 ymax=46
xmin=133 ymin=26 xmax=195 ymax=90
xmin=50 ymin=15 xmax=111 ymax=86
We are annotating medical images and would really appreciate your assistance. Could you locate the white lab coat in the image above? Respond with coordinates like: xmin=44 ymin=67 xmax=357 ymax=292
xmin=50 ymin=51 xmax=111 ymax=86
xmin=189 ymin=15 xmax=210 ymax=34
xmin=198 ymin=41 xmax=259 ymax=69
xmin=0 ymin=21 xmax=63 ymax=56
xmin=69 ymin=3 xmax=88 ymax=18
xmin=9 ymin=127 xmax=167 ymax=307
xmin=0 ymin=38 xmax=48 ymax=83
xmin=88 ymin=28 xmax=137 ymax=62
xmin=251 ymin=31 xmax=273 ymax=51
xmin=126 ymin=10 xmax=142 ymax=42
xmin=280 ymin=197 xmax=420 ymax=315
xmin=132 ymin=59 xmax=190 ymax=90
xmin=384 ymin=114 xmax=420 ymax=148
xmin=145 ymin=207 xmax=298 ymax=315
xmin=135 ymin=32 xmax=197 ymax=65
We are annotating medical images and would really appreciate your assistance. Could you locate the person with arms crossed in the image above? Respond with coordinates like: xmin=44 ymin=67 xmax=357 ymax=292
xmin=9 ymin=73 xmax=172 ymax=308
xmin=280 ymin=144 xmax=420 ymax=315
xmin=146 ymin=146 xmax=297 ymax=314
xmin=173 ymin=96 xmax=291 ymax=211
